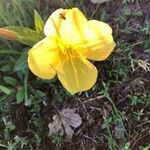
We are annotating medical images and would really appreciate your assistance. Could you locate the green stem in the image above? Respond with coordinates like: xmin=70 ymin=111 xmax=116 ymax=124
xmin=107 ymin=127 xmax=117 ymax=150
xmin=24 ymin=69 xmax=28 ymax=101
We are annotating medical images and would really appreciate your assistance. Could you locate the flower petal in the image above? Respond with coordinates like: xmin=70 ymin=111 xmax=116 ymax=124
xmin=44 ymin=8 xmax=64 ymax=37
xmin=28 ymin=36 xmax=60 ymax=79
xmin=44 ymin=8 xmax=88 ymax=44
xmin=79 ymin=20 xmax=116 ymax=61
xmin=57 ymin=57 xmax=98 ymax=94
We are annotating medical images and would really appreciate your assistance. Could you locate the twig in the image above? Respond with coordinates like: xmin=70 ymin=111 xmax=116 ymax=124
xmin=89 ymin=106 xmax=101 ymax=111
xmin=81 ymin=141 xmax=85 ymax=150
xmin=52 ymin=103 xmax=61 ymax=114
xmin=83 ymin=95 xmax=105 ymax=104
xmin=131 ymin=132 xmax=150 ymax=149
xmin=90 ymin=3 xmax=100 ymax=19
xmin=83 ymin=134 xmax=97 ymax=144
xmin=135 ymin=120 xmax=150 ymax=128
xmin=76 ymin=98 xmax=88 ymax=112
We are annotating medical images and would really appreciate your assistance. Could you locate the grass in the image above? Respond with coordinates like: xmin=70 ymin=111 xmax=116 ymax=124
xmin=0 ymin=0 xmax=150 ymax=149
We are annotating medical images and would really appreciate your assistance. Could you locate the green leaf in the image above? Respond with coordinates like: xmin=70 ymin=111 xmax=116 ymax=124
xmin=34 ymin=10 xmax=44 ymax=35
xmin=16 ymin=87 xmax=25 ymax=103
xmin=3 ymin=76 xmax=18 ymax=86
xmin=142 ymin=145 xmax=150 ymax=150
xmin=0 ymin=26 xmax=43 ymax=46
xmin=13 ymin=50 xmax=28 ymax=72
xmin=0 ymin=64 xmax=13 ymax=72
xmin=0 ymin=85 xmax=14 ymax=95
xmin=35 ymin=90 xmax=47 ymax=98
xmin=0 ymin=143 xmax=8 ymax=148
xmin=0 ymin=49 xmax=21 ymax=55
xmin=102 ymin=117 xmax=112 ymax=129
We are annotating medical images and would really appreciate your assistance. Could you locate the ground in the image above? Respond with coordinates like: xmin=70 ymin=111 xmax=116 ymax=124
xmin=0 ymin=0 xmax=150 ymax=150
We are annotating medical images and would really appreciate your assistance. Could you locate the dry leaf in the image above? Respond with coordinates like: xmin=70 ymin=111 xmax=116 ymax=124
xmin=91 ymin=0 xmax=110 ymax=4
xmin=48 ymin=108 xmax=82 ymax=140
xmin=61 ymin=108 xmax=82 ymax=128
xmin=62 ymin=118 xmax=74 ymax=140
xmin=138 ymin=60 xmax=150 ymax=72
xmin=48 ymin=115 xmax=64 ymax=136
xmin=131 ymin=59 xmax=150 ymax=72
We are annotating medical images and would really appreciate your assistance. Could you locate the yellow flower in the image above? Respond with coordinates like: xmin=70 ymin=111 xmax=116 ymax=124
xmin=28 ymin=8 xmax=116 ymax=94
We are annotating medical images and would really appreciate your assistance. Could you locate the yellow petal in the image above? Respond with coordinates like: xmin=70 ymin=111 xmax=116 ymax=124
xmin=28 ymin=36 xmax=60 ymax=79
xmin=57 ymin=57 xmax=98 ymax=94
xmin=86 ymin=20 xmax=113 ymax=40
xmin=44 ymin=8 xmax=64 ymax=37
xmin=44 ymin=8 xmax=88 ymax=44
xmin=60 ymin=8 xmax=88 ymax=44
xmin=79 ymin=20 xmax=116 ymax=61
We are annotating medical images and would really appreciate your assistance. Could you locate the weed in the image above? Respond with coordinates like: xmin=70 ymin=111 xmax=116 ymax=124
xmin=51 ymin=133 xmax=63 ymax=150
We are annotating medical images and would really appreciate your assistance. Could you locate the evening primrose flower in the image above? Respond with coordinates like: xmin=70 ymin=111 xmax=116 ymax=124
xmin=28 ymin=8 xmax=116 ymax=94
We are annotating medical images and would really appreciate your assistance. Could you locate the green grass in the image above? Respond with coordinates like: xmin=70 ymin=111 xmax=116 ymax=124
xmin=0 ymin=0 xmax=36 ymax=26
xmin=0 ymin=0 xmax=149 ymax=149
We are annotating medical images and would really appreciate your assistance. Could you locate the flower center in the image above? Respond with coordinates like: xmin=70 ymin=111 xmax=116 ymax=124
xmin=57 ymin=39 xmax=79 ymax=61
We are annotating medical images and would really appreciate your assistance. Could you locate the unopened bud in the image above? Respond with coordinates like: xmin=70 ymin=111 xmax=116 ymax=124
xmin=0 ymin=28 xmax=17 ymax=40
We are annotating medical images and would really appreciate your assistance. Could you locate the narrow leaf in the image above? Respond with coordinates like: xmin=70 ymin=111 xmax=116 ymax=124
xmin=34 ymin=10 xmax=44 ymax=35
xmin=3 ymin=76 xmax=18 ymax=86
xmin=142 ymin=146 xmax=150 ymax=150
xmin=0 ymin=64 xmax=13 ymax=72
xmin=0 ymin=143 xmax=8 ymax=148
xmin=0 ymin=85 xmax=14 ymax=95
xmin=16 ymin=87 xmax=25 ymax=103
